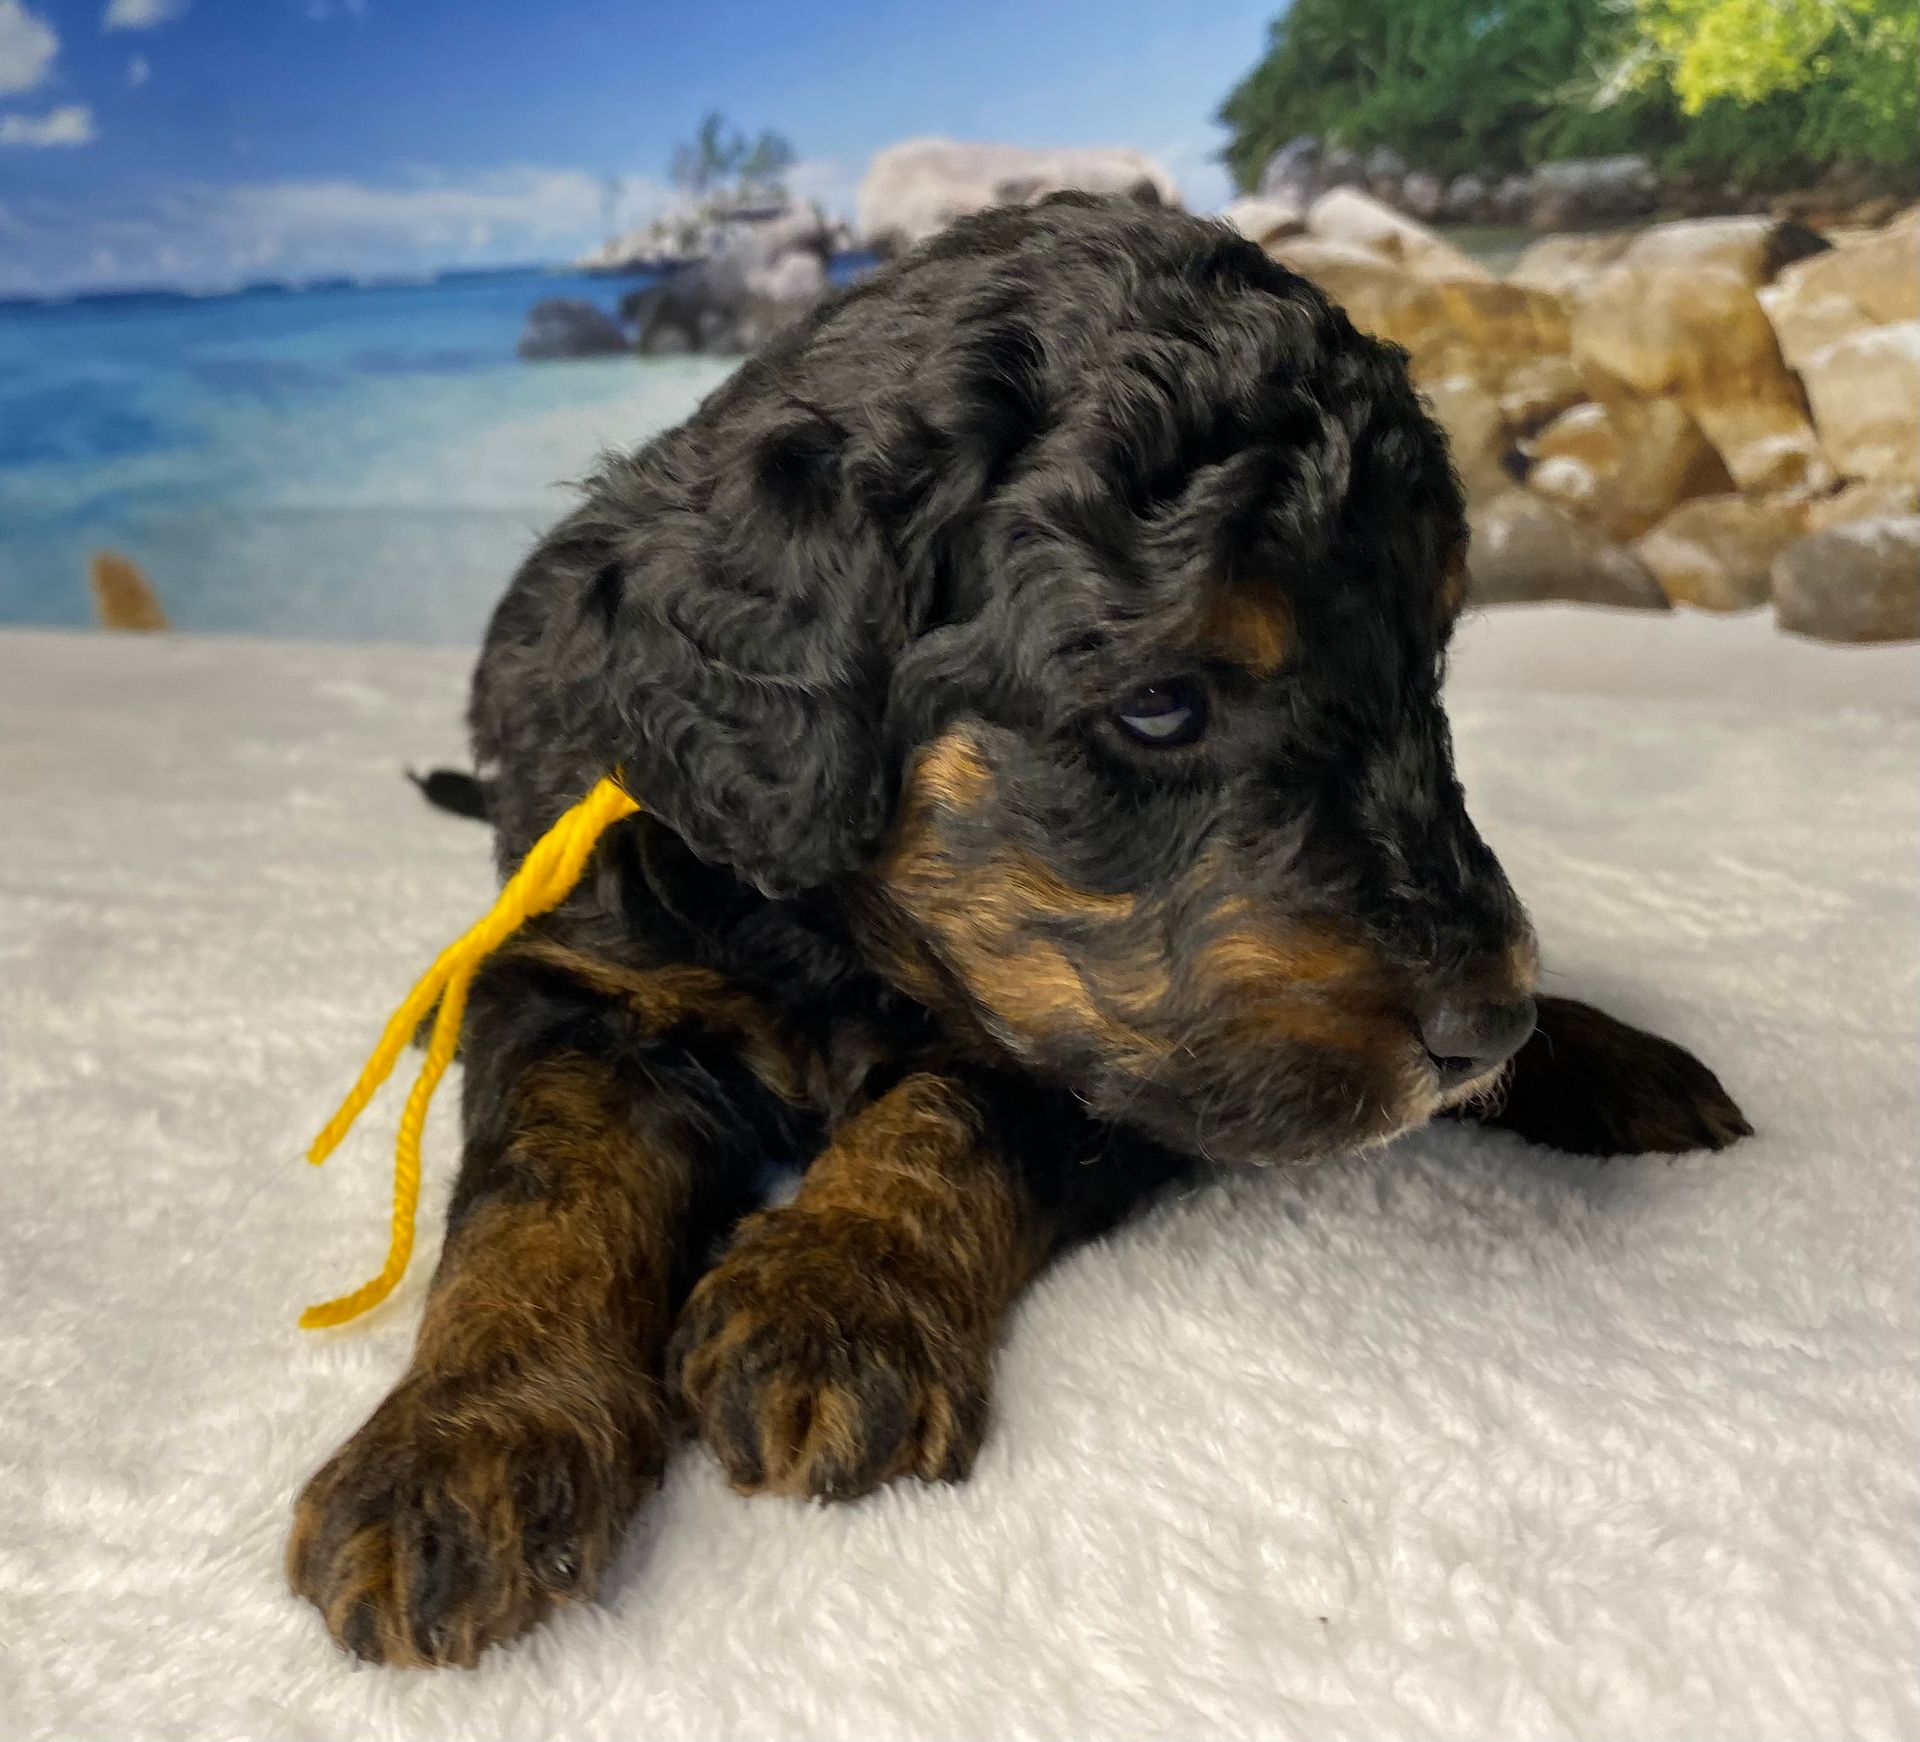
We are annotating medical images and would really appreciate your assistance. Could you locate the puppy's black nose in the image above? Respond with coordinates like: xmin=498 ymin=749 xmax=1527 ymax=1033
xmin=1420 ymin=996 xmax=1536 ymax=1089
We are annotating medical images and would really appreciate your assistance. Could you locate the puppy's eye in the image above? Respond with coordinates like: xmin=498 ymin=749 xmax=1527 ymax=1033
xmin=1113 ymin=679 xmax=1208 ymax=748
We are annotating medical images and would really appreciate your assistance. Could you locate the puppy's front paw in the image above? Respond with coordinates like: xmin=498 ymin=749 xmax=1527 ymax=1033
xmin=1473 ymin=996 xmax=1752 ymax=1158
xmin=670 ymin=1208 xmax=990 ymax=1501
xmin=288 ymin=1371 xmax=656 ymax=1668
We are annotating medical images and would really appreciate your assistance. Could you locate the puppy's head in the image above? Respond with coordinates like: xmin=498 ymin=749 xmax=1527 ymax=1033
xmin=590 ymin=193 xmax=1535 ymax=1164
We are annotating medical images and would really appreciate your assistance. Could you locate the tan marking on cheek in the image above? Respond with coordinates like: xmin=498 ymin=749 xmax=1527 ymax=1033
xmin=910 ymin=729 xmax=994 ymax=813
xmin=874 ymin=731 xmax=1156 ymax=1061
xmin=1198 ymin=587 xmax=1290 ymax=678
xmin=1194 ymin=922 xmax=1383 ymax=993
xmin=998 ymin=851 xmax=1136 ymax=923
xmin=962 ymin=934 xmax=1171 ymax=1067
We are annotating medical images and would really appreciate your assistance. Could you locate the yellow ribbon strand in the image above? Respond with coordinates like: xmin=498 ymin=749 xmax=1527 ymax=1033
xmin=300 ymin=774 xmax=641 ymax=1329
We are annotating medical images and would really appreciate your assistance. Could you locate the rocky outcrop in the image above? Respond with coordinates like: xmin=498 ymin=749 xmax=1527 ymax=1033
xmin=1250 ymin=182 xmax=1915 ymax=639
xmin=1523 ymin=403 xmax=1619 ymax=516
xmin=1508 ymin=232 xmax=1635 ymax=295
xmin=1257 ymin=135 xmax=1363 ymax=208
xmin=1421 ymin=375 xmax=1516 ymax=501
xmin=1468 ymin=490 xmax=1669 ymax=609
xmin=1630 ymin=494 xmax=1808 ymax=612
xmin=856 ymin=140 xmax=1178 ymax=254
xmin=1255 ymin=140 xmax=1659 ymax=231
xmin=578 ymin=198 xmax=847 ymax=277
xmin=1525 ymin=156 xmax=1658 ymax=230
xmin=1273 ymin=232 xmax=1567 ymax=410
xmin=1796 ymin=323 xmax=1920 ymax=483
xmin=1758 ymin=212 xmax=1920 ymax=365
xmin=516 ymin=298 xmax=629 ymax=360
xmin=1305 ymin=187 xmax=1490 ymax=280
xmin=1804 ymin=478 xmax=1920 ymax=533
xmin=1618 ymin=216 xmax=1829 ymax=288
xmin=1572 ymin=264 xmax=1830 ymax=496
xmin=620 ymin=250 xmax=828 ymax=358
xmin=1772 ymin=518 xmax=1920 ymax=643
xmin=1220 ymin=196 xmax=1305 ymax=250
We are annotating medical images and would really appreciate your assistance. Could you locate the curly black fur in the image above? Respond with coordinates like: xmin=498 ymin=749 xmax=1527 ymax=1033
xmin=293 ymin=194 xmax=1748 ymax=1667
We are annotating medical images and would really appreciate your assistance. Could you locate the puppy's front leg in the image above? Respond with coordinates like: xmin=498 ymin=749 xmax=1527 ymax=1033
xmin=1449 ymin=993 xmax=1751 ymax=1157
xmin=672 ymin=1072 xmax=1049 ymax=1501
xmin=289 ymin=950 xmax=766 ymax=1667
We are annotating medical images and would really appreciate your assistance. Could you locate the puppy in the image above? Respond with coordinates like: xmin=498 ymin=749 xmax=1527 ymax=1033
xmin=290 ymin=193 xmax=1749 ymax=1666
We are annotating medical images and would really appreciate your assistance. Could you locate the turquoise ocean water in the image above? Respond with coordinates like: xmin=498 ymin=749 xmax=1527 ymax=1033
xmin=0 ymin=267 xmax=756 ymax=644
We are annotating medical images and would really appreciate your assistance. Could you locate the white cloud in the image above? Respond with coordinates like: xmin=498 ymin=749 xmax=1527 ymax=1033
xmin=210 ymin=167 xmax=671 ymax=253
xmin=0 ymin=0 xmax=57 ymax=96
xmin=103 ymin=0 xmax=187 ymax=31
xmin=783 ymin=157 xmax=859 ymax=219
xmin=127 ymin=52 xmax=149 ymax=86
xmin=0 ymin=103 xmax=95 ymax=146
xmin=0 ymin=164 xmax=680 ymax=293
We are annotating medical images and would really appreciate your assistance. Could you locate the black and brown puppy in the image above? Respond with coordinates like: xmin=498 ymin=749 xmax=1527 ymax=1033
xmin=289 ymin=193 xmax=1748 ymax=1667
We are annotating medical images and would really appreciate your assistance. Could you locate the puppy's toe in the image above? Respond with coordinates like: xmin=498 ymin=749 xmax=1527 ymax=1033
xmin=288 ymin=1377 xmax=648 ymax=1667
xmin=670 ymin=1210 xmax=990 ymax=1501
xmin=1484 ymin=1003 xmax=1754 ymax=1159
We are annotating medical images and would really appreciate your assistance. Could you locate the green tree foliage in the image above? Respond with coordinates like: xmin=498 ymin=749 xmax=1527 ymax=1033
xmin=1217 ymin=0 xmax=1918 ymax=192
xmin=669 ymin=111 xmax=797 ymax=203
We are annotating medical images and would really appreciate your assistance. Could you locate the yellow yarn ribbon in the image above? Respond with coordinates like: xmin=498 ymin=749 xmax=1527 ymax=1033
xmin=300 ymin=775 xmax=641 ymax=1329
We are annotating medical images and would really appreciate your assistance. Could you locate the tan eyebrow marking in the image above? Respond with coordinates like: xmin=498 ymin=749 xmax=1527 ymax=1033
xmin=1195 ymin=585 xmax=1290 ymax=678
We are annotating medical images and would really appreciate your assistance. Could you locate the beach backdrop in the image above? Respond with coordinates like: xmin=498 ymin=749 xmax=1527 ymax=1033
xmin=2 ymin=0 xmax=1913 ymax=643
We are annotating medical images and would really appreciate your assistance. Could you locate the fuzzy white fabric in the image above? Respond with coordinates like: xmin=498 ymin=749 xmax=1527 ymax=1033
xmin=1 ymin=608 xmax=1915 ymax=1742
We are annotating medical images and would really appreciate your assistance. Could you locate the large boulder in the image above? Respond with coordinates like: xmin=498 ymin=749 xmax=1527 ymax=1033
xmin=1630 ymin=494 xmax=1808 ymax=612
xmin=1305 ymin=187 xmax=1491 ymax=281
xmin=1523 ymin=402 xmax=1618 ymax=517
xmin=1772 ymin=518 xmax=1920 ymax=643
xmin=1220 ymin=196 xmax=1306 ymax=250
xmin=1496 ymin=355 xmax=1585 ymax=433
xmin=1257 ymin=136 xmax=1321 ymax=206
xmin=1441 ymin=174 xmax=1489 ymax=223
xmin=1795 ymin=322 xmax=1920 ymax=483
xmin=516 ymin=297 xmax=628 ymax=360
xmin=578 ymin=197 xmax=841 ymax=276
xmin=1758 ymin=220 xmax=1920 ymax=365
xmin=1524 ymin=395 xmax=1735 ymax=540
xmin=1421 ymin=374 xmax=1517 ymax=501
xmin=1467 ymin=489 xmax=1670 ymax=609
xmin=1508 ymin=231 xmax=1636 ymax=295
xmin=1572 ymin=264 xmax=1831 ymax=496
xmin=1364 ymin=145 xmax=1409 ymax=197
xmin=1273 ymin=236 xmax=1568 ymax=409
xmin=1258 ymin=136 xmax=1373 ymax=208
xmin=621 ymin=251 xmax=826 ymax=357
xmin=1267 ymin=235 xmax=1407 ymax=312
xmin=857 ymin=140 xmax=1178 ymax=254
xmin=1804 ymin=477 xmax=1920 ymax=533
xmin=1400 ymin=171 xmax=1446 ymax=222
xmin=1619 ymin=216 xmax=1829 ymax=288
xmin=1526 ymin=155 xmax=1657 ymax=230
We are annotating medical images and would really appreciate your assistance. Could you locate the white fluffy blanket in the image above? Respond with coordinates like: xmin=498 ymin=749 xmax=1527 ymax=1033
xmin=1 ymin=608 xmax=1915 ymax=1741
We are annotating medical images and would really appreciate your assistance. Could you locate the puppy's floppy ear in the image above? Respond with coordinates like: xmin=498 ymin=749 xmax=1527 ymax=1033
xmin=573 ymin=403 xmax=910 ymax=899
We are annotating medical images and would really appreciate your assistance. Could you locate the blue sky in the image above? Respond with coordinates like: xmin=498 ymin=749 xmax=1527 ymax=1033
xmin=0 ymin=0 xmax=1279 ymax=295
